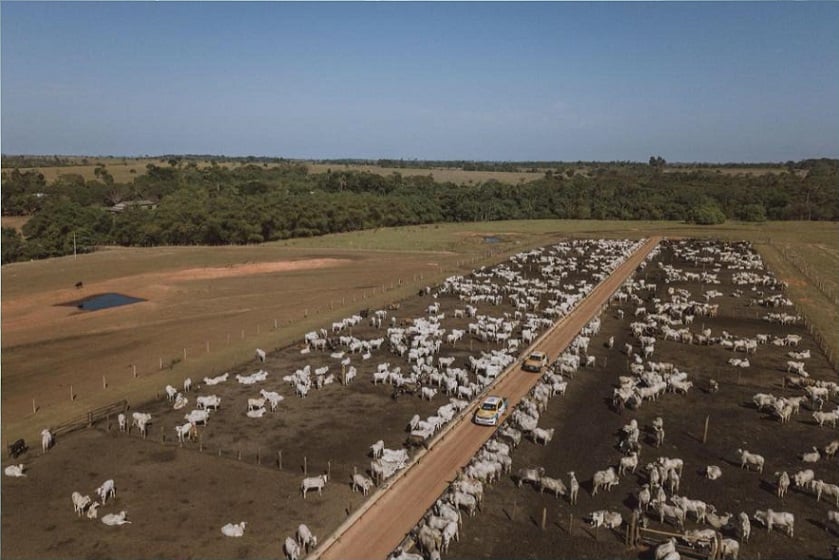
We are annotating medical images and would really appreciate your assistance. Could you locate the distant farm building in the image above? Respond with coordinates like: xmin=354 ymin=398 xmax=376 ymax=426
xmin=108 ymin=200 xmax=157 ymax=213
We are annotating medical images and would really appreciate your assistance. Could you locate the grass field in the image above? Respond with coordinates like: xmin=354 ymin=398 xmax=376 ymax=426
xmin=13 ymin=158 xmax=547 ymax=185
xmin=2 ymin=220 xmax=836 ymax=448
xmin=8 ymin=157 xmax=793 ymax=187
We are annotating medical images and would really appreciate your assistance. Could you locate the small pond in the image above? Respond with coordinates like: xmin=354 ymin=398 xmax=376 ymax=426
xmin=483 ymin=236 xmax=504 ymax=244
xmin=61 ymin=293 xmax=146 ymax=312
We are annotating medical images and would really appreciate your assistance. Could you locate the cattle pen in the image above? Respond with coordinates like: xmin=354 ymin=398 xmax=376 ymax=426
xmin=311 ymin=237 xmax=660 ymax=560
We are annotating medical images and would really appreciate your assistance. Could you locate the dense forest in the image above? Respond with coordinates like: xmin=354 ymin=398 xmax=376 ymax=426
xmin=1 ymin=158 xmax=837 ymax=264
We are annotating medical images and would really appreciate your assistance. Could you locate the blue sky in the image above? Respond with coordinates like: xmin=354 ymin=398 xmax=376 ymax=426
xmin=2 ymin=2 xmax=838 ymax=162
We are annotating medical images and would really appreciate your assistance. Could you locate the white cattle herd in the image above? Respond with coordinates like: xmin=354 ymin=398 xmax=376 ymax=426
xmin=11 ymin=237 xmax=837 ymax=560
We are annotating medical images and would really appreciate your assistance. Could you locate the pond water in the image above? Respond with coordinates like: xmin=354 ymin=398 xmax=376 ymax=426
xmin=66 ymin=293 xmax=146 ymax=311
xmin=483 ymin=236 xmax=503 ymax=244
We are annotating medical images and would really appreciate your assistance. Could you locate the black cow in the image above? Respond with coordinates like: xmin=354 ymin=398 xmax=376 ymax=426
xmin=8 ymin=439 xmax=26 ymax=458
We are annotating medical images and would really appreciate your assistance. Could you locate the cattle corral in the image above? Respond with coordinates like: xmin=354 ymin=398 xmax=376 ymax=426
xmin=2 ymin=235 xmax=838 ymax=560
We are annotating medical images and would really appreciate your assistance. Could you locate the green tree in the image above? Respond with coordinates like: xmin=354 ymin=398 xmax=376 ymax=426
xmin=1 ymin=227 xmax=25 ymax=264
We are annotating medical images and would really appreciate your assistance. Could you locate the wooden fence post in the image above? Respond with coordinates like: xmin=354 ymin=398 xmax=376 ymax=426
xmin=702 ymin=415 xmax=710 ymax=444
xmin=541 ymin=507 xmax=547 ymax=530
xmin=304 ymin=456 xmax=307 ymax=476
xmin=278 ymin=450 xmax=283 ymax=470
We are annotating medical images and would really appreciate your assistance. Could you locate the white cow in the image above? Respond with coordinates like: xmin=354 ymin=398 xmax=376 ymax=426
xmin=301 ymin=474 xmax=328 ymax=499
xmin=4 ymin=464 xmax=25 ymax=477
xmin=592 ymin=467 xmax=620 ymax=495
xmin=588 ymin=510 xmax=623 ymax=529
xmin=284 ymin=536 xmax=301 ymax=560
xmin=196 ymin=395 xmax=221 ymax=411
xmin=71 ymin=491 xmax=91 ymax=516
xmin=352 ymin=473 xmax=374 ymax=496
xmin=705 ymin=465 xmax=722 ymax=480
xmin=184 ymin=409 xmax=210 ymax=425
xmin=296 ymin=523 xmax=317 ymax=552
xmin=101 ymin=510 xmax=131 ymax=526
xmin=175 ymin=422 xmax=197 ymax=443
xmin=259 ymin=390 xmax=284 ymax=411
xmin=775 ymin=471 xmax=790 ymax=498
xmin=737 ymin=449 xmax=764 ymax=472
xmin=532 ymin=427 xmax=555 ymax=446
xmin=95 ymin=479 xmax=116 ymax=504
xmin=753 ymin=509 xmax=794 ymax=537
xmin=619 ymin=452 xmax=639 ymax=475
xmin=41 ymin=428 xmax=53 ymax=453
xmin=221 ymin=521 xmax=246 ymax=537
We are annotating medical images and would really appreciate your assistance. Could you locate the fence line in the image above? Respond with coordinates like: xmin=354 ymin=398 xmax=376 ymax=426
xmin=764 ymin=242 xmax=839 ymax=372
xmin=23 ymin=238 xmax=533 ymax=423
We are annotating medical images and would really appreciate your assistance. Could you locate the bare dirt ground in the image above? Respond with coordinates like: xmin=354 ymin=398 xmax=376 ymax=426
xmin=442 ymin=241 xmax=839 ymax=560
xmin=2 ymin=238 xmax=837 ymax=560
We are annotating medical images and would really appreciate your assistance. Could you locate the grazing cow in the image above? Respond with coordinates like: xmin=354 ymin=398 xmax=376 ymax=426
xmin=352 ymin=473 xmax=373 ymax=496
xmin=753 ymin=509 xmax=794 ymax=537
xmin=284 ymin=536 xmax=300 ymax=560
xmin=296 ymin=523 xmax=317 ymax=552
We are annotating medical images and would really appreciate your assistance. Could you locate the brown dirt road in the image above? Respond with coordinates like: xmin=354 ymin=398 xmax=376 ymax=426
xmin=314 ymin=237 xmax=661 ymax=560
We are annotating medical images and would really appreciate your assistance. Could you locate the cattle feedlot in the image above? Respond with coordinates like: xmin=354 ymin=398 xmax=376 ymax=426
xmin=3 ymin=237 xmax=839 ymax=560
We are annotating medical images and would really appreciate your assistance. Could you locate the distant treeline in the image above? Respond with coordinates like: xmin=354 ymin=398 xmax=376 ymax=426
xmin=2 ymin=158 xmax=836 ymax=264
